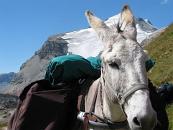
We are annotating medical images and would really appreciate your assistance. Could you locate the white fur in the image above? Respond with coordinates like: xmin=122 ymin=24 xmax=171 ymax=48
xmin=85 ymin=5 xmax=157 ymax=130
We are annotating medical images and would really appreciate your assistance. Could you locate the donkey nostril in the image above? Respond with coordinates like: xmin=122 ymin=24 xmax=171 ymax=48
xmin=133 ymin=117 xmax=141 ymax=126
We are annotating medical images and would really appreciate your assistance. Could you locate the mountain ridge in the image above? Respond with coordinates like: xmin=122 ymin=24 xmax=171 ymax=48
xmin=5 ymin=14 xmax=162 ymax=95
xmin=0 ymin=72 xmax=16 ymax=93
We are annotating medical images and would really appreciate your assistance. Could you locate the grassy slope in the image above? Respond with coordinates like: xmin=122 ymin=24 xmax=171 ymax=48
xmin=145 ymin=23 xmax=173 ymax=130
xmin=145 ymin=24 xmax=173 ymax=85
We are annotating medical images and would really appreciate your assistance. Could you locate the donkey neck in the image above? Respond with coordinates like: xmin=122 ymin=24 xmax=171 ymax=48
xmin=94 ymin=78 xmax=127 ymax=122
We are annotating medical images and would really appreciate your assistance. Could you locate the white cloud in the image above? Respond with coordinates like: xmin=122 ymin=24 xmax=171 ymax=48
xmin=161 ymin=0 xmax=168 ymax=4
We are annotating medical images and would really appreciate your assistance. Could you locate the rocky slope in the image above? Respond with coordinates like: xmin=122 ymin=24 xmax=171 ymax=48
xmin=0 ymin=73 xmax=16 ymax=93
xmin=7 ymin=14 xmax=161 ymax=95
xmin=0 ymin=94 xmax=18 ymax=126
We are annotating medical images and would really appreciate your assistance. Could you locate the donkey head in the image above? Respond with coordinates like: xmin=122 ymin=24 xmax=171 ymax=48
xmin=85 ymin=5 xmax=157 ymax=130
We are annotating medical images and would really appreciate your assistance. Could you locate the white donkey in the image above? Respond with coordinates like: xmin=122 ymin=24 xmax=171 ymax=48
xmin=79 ymin=5 xmax=157 ymax=130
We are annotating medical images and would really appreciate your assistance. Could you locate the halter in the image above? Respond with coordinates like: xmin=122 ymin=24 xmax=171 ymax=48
xmin=101 ymin=61 xmax=149 ymax=106
xmin=100 ymin=63 xmax=149 ymax=123
xmin=117 ymin=83 xmax=148 ymax=106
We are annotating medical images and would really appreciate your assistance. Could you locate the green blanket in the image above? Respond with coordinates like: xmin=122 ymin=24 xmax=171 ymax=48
xmin=45 ymin=54 xmax=100 ymax=85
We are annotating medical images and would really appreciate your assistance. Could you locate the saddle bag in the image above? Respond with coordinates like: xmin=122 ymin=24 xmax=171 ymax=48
xmin=7 ymin=79 xmax=79 ymax=130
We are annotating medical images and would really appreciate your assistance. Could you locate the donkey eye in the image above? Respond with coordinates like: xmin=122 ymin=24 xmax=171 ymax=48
xmin=109 ymin=62 xmax=119 ymax=69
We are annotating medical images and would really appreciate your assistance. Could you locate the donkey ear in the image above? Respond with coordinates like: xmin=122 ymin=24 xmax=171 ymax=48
xmin=118 ymin=5 xmax=137 ymax=41
xmin=85 ymin=10 xmax=108 ymax=30
xmin=118 ymin=5 xmax=135 ymax=30
xmin=85 ymin=10 xmax=113 ymax=47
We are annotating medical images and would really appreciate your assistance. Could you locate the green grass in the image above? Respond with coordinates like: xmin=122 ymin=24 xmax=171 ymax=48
xmin=167 ymin=104 xmax=173 ymax=130
xmin=145 ymin=23 xmax=173 ymax=130
xmin=145 ymin=24 xmax=173 ymax=85
xmin=0 ymin=123 xmax=7 ymax=130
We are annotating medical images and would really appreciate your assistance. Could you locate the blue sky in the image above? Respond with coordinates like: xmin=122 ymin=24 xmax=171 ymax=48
xmin=0 ymin=0 xmax=173 ymax=74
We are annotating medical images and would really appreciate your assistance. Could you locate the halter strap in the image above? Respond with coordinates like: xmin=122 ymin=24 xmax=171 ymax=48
xmin=117 ymin=84 xmax=148 ymax=106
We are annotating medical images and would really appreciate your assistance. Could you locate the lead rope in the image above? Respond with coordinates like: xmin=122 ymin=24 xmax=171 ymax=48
xmin=100 ymin=80 xmax=108 ymax=123
xmin=100 ymin=66 xmax=111 ymax=124
xmin=100 ymin=77 xmax=117 ymax=124
xmin=100 ymin=66 xmax=125 ymax=124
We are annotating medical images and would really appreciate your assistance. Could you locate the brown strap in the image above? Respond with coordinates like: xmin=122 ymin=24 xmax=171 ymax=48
xmin=78 ymin=79 xmax=99 ymax=112
xmin=89 ymin=82 xmax=99 ymax=113
xmin=77 ymin=95 xmax=83 ymax=112
xmin=83 ymin=81 xmax=99 ymax=130
xmin=83 ymin=113 xmax=89 ymax=130
xmin=83 ymin=113 xmax=98 ymax=130
xmin=81 ymin=80 xmax=99 ymax=130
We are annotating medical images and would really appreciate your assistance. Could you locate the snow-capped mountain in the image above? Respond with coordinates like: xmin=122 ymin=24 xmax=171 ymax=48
xmin=6 ymin=14 xmax=160 ymax=94
xmin=62 ymin=14 xmax=158 ymax=58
